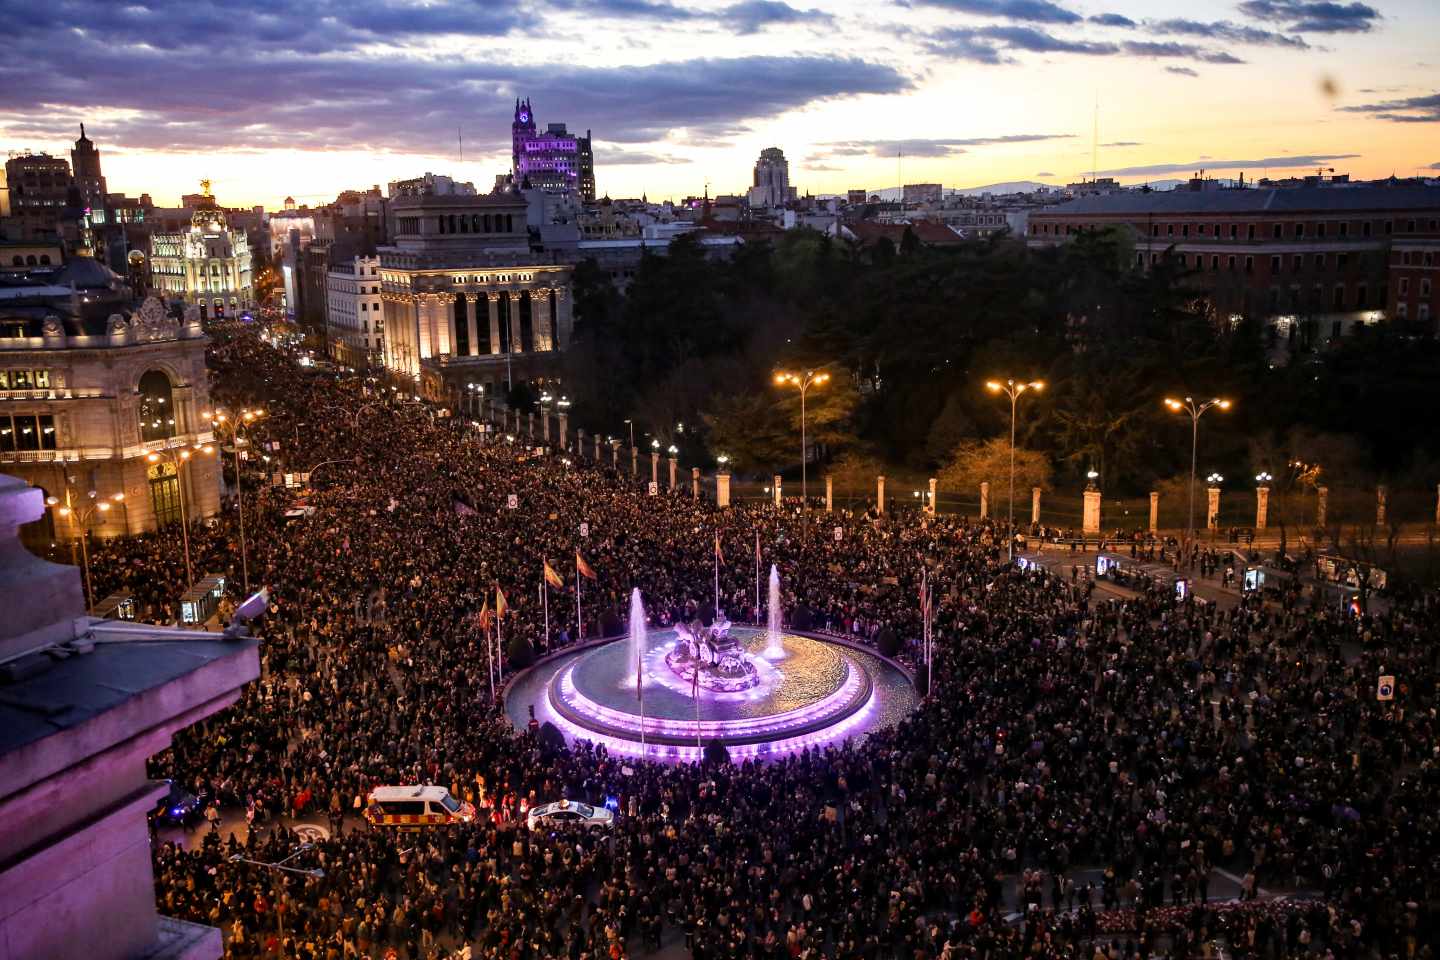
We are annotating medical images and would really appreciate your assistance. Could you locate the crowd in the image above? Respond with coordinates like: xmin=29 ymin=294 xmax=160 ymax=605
xmin=79 ymin=332 xmax=1440 ymax=960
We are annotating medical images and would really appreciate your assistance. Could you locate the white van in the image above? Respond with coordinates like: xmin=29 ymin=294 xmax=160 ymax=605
xmin=364 ymin=785 xmax=475 ymax=828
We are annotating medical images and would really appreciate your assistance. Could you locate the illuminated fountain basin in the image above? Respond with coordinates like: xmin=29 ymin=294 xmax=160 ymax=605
xmin=506 ymin=626 xmax=918 ymax=763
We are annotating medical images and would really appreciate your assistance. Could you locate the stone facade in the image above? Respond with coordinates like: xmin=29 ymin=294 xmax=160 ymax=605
xmin=0 ymin=295 xmax=218 ymax=540
xmin=148 ymin=204 xmax=254 ymax=319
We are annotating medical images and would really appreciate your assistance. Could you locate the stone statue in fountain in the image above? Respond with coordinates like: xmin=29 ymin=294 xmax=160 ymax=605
xmin=665 ymin=613 xmax=761 ymax=692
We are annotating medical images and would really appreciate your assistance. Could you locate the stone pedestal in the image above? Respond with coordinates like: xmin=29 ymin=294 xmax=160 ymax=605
xmin=1207 ymin=486 xmax=1220 ymax=530
xmin=650 ymin=452 xmax=659 ymax=487
xmin=577 ymin=428 xmax=586 ymax=457
xmin=668 ymin=457 xmax=678 ymax=491
xmin=1083 ymin=486 xmax=1101 ymax=534
xmin=773 ymin=475 xmax=783 ymax=508
xmin=542 ymin=411 xmax=551 ymax=442
xmin=877 ymin=475 xmax=886 ymax=514
xmin=559 ymin=414 xmax=568 ymax=451
xmin=691 ymin=467 xmax=700 ymax=500
xmin=1376 ymin=485 xmax=1388 ymax=526
xmin=1149 ymin=491 xmax=1159 ymax=533
xmin=979 ymin=482 xmax=989 ymax=520
xmin=630 ymin=446 xmax=637 ymax=476
xmin=1255 ymin=486 xmax=1270 ymax=530
xmin=927 ymin=477 xmax=937 ymax=516
xmin=1317 ymin=485 xmax=1328 ymax=527
xmin=717 ymin=472 xmax=732 ymax=508
xmin=527 ymin=412 xmax=535 ymax=438
xmin=595 ymin=435 xmax=603 ymax=460
xmin=825 ymin=475 xmax=833 ymax=513
xmin=1032 ymin=487 xmax=1042 ymax=524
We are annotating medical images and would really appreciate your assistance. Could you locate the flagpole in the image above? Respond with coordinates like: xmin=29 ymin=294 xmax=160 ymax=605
xmin=542 ymin=573 xmax=550 ymax=652
xmin=714 ymin=535 xmax=720 ymax=617
xmin=638 ymin=639 xmax=646 ymax=755
xmin=576 ymin=563 xmax=583 ymax=641
xmin=754 ymin=530 xmax=760 ymax=624
xmin=487 ymin=618 xmax=495 ymax=700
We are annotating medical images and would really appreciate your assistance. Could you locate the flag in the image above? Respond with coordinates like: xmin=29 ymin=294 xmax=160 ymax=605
xmin=474 ymin=599 xmax=492 ymax=632
xmin=496 ymin=585 xmax=508 ymax=618
xmin=920 ymin=571 xmax=929 ymax=619
xmin=755 ymin=531 xmax=761 ymax=564
xmin=714 ymin=533 xmax=725 ymax=565
xmin=543 ymin=560 xmax=564 ymax=589
xmin=576 ymin=551 xmax=597 ymax=580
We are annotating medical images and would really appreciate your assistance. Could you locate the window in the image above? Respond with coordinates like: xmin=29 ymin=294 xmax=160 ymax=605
xmin=1333 ymin=285 xmax=1345 ymax=309
xmin=1247 ymin=225 xmax=1256 ymax=240
xmin=1356 ymin=284 xmax=1367 ymax=308
xmin=1396 ymin=302 xmax=1408 ymax=319
xmin=2 ymin=414 xmax=57 ymax=452
xmin=1227 ymin=255 xmax=1237 ymax=271
xmin=1211 ymin=255 xmax=1219 ymax=270
xmin=1270 ymin=255 xmax=1281 ymax=274
xmin=1316 ymin=223 xmax=1325 ymax=239
xmin=1314 ymin=254 xmax=1325 ymax=269
xmin=1406 ymin=219 xmax=1416 ymax=232
xmin=1273 ymin=224 xmax=1283 ymax=239
xmin=137 ymin=370 xmax=176 ymax=443
xmin=1362 ymin=221 xmax=1371 ymax=237
xmin=1399 ymin=277 xmax=1409 ymax=296
xmin=1423 ymin=278 xmax=1432 ymax=298
xmin=1337 ymin=253 xmax=1348 ymax=269
xmin=1245 ymin=256 xmax=1254 ymax=273
xmin=1229 ymin=224 xmax=1238 ymax=240
xmin=1181 ymin=224 xmax=1189 ymax=238
xmin=1294 ymin=223 xmax=1304 ymax=239
xmin=1292 ymin=255 xmax=1303 ymax=272
xmin=1338 ymin=222 xmax=1348 ymax=238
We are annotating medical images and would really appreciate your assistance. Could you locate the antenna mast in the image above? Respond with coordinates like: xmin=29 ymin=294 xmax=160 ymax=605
xmin=1091 ymin=94 xmax=1098 ymax=182
xmin=459 ymin=126 xmax=463 ymax=163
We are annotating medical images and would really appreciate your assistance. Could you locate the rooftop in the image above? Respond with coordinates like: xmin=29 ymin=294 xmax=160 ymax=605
xmin=1040 ymin=185 xmax=1440 ymax=218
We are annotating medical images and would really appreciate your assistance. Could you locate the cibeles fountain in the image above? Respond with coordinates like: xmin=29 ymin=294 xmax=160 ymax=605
xmin=506 ymin=569 xmax=918 ymax=762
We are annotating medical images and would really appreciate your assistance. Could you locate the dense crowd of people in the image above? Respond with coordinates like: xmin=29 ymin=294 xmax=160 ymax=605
xmin=79 ymin=331 xmax=1440 ymax=960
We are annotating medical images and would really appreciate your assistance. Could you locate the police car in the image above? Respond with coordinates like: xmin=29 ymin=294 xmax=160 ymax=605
xmin=526 ymin=799 xmax=614 ymax=832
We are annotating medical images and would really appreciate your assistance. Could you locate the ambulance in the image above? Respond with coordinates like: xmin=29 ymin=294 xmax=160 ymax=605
xmin=363 ymin=785 xmax=476 ymax=829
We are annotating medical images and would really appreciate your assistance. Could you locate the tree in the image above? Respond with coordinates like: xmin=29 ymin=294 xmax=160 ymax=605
xmin=938 ymin=438 xmax=1052 ymax=500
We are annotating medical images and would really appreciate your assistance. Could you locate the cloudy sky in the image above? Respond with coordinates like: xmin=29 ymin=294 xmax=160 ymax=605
xmin=1 ymin=0 xmax=1435 ymax=207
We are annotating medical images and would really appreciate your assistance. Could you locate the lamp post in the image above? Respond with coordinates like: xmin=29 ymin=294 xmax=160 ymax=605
xmin=1206 ymin=472 xmax=1224 ymax=535
xmin=985 ymin=378 xmax=1044 ymax=560
xmin=204 ymin=407 xmax=266 ymax=594
xmin=773 ymin=369 xmax=830 ymax=509
xmin=228 ymin=844 xmax=325 ymax=959
xmin=48 ymin=491 xmax=124 ymax=610
xmin=1164 ymin=396 xmax=1232 ymax=542
xmin=146 ymin=443 xmax=215 ymax=587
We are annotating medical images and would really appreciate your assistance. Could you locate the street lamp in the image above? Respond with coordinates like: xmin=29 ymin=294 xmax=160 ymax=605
xmin=773 ymin=369 xmax=830 ymax=508
xmin=985 ymin=378 xmax=1044 ymax=559
xmin=204 ymin=407 xmax=266 ymax=593
xmin=146 ymin=443 xmax=215 ymax=587
xmin=1164 ymin=396 xmax=1232 ymax=541
xmin=48 ymin=491 xmax=123 ymax=610
xmin=624 ymin=419 xmax=635 ymax=450
xmin=1255 ymin=471 xmax=1273 ymax=483
xmin=228 ymin=843 xmax=325 ymax=959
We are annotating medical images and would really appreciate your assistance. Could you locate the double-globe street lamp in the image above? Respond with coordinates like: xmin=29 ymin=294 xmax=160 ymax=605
xmin=146 ymin=443 xmax=216 ymax=588
xmin=1164 ymin=396 xmax=1232 ymax=542
xmin=985 ymin=378 xmax=1044 ymax=559
xmin=773 ymin=370 xmax=830 ymax=509
xmin=47 ymin=489 xmax=125 ymax=610
xmin=203 ymin=407 xmax=266 ymax=594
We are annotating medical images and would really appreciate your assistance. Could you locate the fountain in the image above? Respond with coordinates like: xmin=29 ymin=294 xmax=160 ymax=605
xmin=506 ymin=582 xmax=917 ymax=763
xmin=763 ymin=564 xmax=785 ymax=659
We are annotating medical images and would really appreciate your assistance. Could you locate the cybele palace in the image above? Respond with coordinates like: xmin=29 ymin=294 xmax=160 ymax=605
xmin=0 ymin=270 xmax=218 ymax=543
xmin=380 ymin=182 xmax=573 ymax=397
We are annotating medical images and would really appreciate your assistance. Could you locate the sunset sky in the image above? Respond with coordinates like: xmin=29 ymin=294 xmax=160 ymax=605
xmin=1 ymin=0 xmax=1436 ymax=208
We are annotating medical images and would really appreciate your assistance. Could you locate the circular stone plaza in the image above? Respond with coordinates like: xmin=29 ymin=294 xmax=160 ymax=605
xmin=505 ymin=611 xmax=918 ymax=763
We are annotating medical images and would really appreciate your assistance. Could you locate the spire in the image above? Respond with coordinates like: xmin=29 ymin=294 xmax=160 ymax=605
xmin=79 ymin=123 xmax=87 ymax=140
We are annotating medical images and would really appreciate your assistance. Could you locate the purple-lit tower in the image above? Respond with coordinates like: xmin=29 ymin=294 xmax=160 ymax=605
xmin=511 ymin=98 xmax=591 ymax=198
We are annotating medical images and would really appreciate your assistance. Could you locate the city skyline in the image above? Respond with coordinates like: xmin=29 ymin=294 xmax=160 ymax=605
xmin=1 ymin=0 xmax=1436 ymax=207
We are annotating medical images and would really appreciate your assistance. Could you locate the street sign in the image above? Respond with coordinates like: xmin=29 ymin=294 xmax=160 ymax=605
xmin=834 ymin=526 xmax=844 ymax=542
xmin=1377 ymin=675 xmax=1395 ymax=701
xmin=580 ymin=522 xmax=590 ymax=538
xmin=648 ymin=482 xmax=658 ymax=496
xmin=507 ymin=494 xmax=518 ymax=510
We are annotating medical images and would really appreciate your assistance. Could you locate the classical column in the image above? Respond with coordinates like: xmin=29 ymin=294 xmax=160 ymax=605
xmin=611 ymin=439 xmax=621 ymax=467
xmin=825 ymin=475 xmax=833 ymax=513
xmin=527 ymin=411 xmax=535 ymax=438
xmin=927 ymin=477 xmax=937 ymax=516
xmin=979 ymin=482 xmax=989 ymax=520
xmin=440 ymin=293 xmax=456 ymax=356
xmin=416 ymin=296 xmax=433 ymax=359
xmin=717 ymin=470 xmax=731 ymax=508
xmin=773 ymin=475 xmax=782 ymax=508
xmin=1083 ymin=480 xmax=1101 ymax=535
xmin=487 ymin=293 xmax=502 ymax=355
xmin=465 ymin=294 xmax=480 ymax=356
xmin=691 ymin=467 xmax=700 ymax=500
xmin=1032 ymin=487 xmax=1042 ymax=524
xmin=594 ymin=435 xmax=602 ymax=460
xmin=533 ymin=289 xmax=554 ymax=351
xmin=542 ymin=410 xmax=551 ymax=442
xmin=650 ymin=450 xmax=660 ymax=488
xmin=553 ymin=286 xmax=572 ymax=349
xmin=1255 ymin=484 xmax=1269 ymax=530
xmin=1149 ymin=491 xmax=1159 ymax=533
xmin=631 ymin=446 xmax=638 ymax=477
xmin=876 ymin=475 xmax=885 ymax=514
xmin=577 ymin=428 xmax=586 ymax=458
xmin=1317 ymin=486 xmax=1328 ymax=527
xmin=1376 ymin=485 xmax=1388 ymax=526
xmin=559 ymin=413 xmax=569 ymax=451
xmin=1207 ymin=485 xmax=1221 ymax=530
xmin=510 ymin=293 xmax=524 ymax=353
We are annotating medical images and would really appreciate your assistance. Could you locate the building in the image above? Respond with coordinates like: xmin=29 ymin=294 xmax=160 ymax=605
xmin=0 ymin=471 xmax=258 ymax=960
xmin=902 ymin=183 xmax=943 ymax=205
xmin=748 ymin=147 xmax=792 ymax=209
xmin=511 ymin=98 xmax=585 ymax=194
xmin=326 ymin=254 xmax=384 ymax=365
xmin=577 ymin=130 xmax=596 ymax=202
xmin=846 ymin=189 xmax=868 ymax=205
xmin=147 ymin=189 xmax=254 ymax=319
xmin=1027 ymin=184 xmax=1440 ymax=340
xmin=388 ymin=172 xmax=476 ymax=199
xmin=379 ymin=185 xmax=572 ymax=396
xmin=4 ymin=151 xmax=79 ymax=248
xmin=0 ymin=262 xmax=220 ymax=540
xmin=1387 ymin=212 xmax=1439 ymax=332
